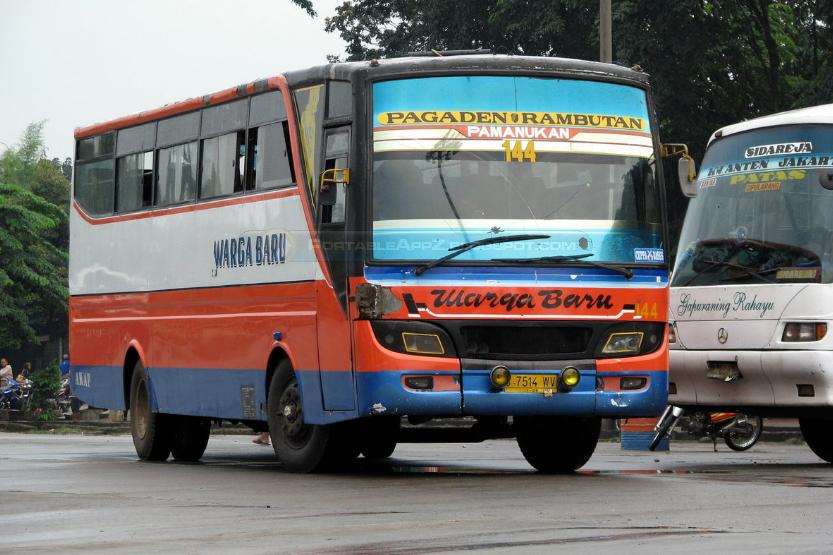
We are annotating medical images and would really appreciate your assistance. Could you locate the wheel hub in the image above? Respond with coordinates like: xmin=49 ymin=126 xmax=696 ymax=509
xmin=278 ymin=382 xmax=309 ymax=445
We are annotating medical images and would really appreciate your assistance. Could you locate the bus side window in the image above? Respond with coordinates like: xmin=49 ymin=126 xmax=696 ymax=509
xmin=75 ymin=132 xmax=115 ymax=216
xmin=116 ymin=151 xmax=153 ymax=212
xmin=246 ymin=121 xmax=295 ymax=191
xmin=320 ymin=128 xmax=349 ymax=224
xmin=156 ymin=142 xmax=198 ymax=206
xmin=200 ymin=131 xmax=246 ymax=199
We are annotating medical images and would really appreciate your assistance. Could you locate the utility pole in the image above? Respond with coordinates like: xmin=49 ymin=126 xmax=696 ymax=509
xmin=600 ymin=0 xmax=612 ymax=63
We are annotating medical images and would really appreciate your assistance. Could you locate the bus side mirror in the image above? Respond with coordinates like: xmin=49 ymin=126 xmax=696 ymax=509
xmin=661 ymin=143 xmax=698 ymax=198
xmin=678 ymin=156 xmax=698 ymax=198
xmin=319 ymin=167 xmax=350 ymax=206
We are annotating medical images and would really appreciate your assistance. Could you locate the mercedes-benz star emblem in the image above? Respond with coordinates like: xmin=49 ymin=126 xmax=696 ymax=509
xmin=717 ymin=327 xmax=728 ymax=344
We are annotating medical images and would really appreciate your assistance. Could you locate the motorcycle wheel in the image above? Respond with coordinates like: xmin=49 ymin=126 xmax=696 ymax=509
xmin=724 ymin=414 xmax=763 ymax=451
xmin=649 ymin=407 xmax=683 ymax=451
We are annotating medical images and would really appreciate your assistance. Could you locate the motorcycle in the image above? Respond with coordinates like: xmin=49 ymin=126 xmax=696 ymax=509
xmin=649 ymin=405 xmax=763 ymax=452
xmin=0 ymin=378 xmax=32 ymax=413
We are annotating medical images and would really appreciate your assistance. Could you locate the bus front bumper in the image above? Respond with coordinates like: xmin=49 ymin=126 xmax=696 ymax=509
xmin=355 ymin=368 xmax=667 ymax=419
xmin=671 ymin=349 xmax=833 ymax=408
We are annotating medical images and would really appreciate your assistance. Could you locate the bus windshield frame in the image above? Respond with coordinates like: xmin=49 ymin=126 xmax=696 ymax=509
xmin=366 ymin=74 xmax=667 ymax=268
xmin=672 ymin=123 xmax=833 ymax=287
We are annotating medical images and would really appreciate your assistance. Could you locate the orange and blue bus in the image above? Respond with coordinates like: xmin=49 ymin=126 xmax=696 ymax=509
xmin=70 ymin=53 xmax=671 ymax=472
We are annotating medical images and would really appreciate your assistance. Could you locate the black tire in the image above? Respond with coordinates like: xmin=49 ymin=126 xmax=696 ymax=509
xmin=129 ymin=360 xmax=173 ymax=461
xmin=359 ymin=416 xmax=400 ymax=459
xmin=515 ymin=416 xmax=601 ymax=473
xmin=267 ymin=360 xmax=347 ymax=472
xmin=724 ymin=414 xmax=763 ymax=451
xmin=171 ymin=416 xmax=211 ymax=461
xmin=800 ymin=417 xmax=833 ymax=463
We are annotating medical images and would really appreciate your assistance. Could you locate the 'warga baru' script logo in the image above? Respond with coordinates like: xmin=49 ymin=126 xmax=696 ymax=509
xmin=377 ymin=111 xmax=646 ymax=130
xmin=213 ymin=233 xmax=286 ymax=274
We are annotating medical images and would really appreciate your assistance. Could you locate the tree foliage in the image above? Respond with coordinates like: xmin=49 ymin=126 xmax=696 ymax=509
xmin=0 ymin=123 xmax=69 ymax=350
xmin=324 ymin=0 xmax=833 ymax=159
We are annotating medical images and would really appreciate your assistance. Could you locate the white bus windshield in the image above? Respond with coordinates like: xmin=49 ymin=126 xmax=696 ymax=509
xmin=370 ymin=76 xmax=663 ymax=265
xmin=673 ymin=124 xmax=833 ymax=286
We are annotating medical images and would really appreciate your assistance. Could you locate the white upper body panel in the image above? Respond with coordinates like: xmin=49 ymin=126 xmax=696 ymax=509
xmin=69 ymin=192 xmax=322 ymax=295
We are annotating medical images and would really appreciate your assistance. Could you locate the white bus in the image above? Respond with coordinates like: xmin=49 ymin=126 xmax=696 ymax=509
xmin=669 ymin=104 xmax=833 ymax=462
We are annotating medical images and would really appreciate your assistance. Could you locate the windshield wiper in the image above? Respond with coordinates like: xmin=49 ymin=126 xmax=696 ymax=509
xmin=492 ymin=253 xmax=634 ymax=279
xmin=414 ymin=234 xmax=550 ymax=276
xmin=681 ymin=258 xmax=775 ymax=286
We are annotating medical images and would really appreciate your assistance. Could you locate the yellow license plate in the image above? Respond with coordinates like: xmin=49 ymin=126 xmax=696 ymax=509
xmin=505 ymin=374 xmax=558 ymax=393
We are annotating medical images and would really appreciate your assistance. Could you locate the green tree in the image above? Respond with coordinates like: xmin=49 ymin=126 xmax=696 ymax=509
xmin=323 ymin=0 xmax=833 ymax=160
xmin=0 ymin=122 xmax=69 ymax=351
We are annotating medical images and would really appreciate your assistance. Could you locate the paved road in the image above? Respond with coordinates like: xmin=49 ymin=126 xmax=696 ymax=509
xmin=3 ymin=433 xmax=832 ymax=554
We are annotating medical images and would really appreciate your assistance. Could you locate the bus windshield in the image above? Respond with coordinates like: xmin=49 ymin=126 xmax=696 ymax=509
xmin=370 ymin=76 xmax=663 ymax=264
xmin=673 ymin=124 xmax=833 ymax=286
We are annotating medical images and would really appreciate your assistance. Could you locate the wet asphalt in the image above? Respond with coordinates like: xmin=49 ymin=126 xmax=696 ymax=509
xmin=2 ymin=433 xmax=832 ymax=554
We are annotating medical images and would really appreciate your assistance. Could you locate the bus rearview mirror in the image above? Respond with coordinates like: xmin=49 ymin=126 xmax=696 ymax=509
xmin=678 ymin=157 xmax=698 ymax=198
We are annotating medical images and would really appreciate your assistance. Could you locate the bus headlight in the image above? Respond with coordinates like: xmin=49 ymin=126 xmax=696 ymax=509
xmin=601 ymin=332 xmax=644 ymax=355
xmin=782 ymin=322 xmax=827 ymax=342
xmin=371 ymin=320 xmax=457 ymax=358
xmin=596 ymin=323 xmax=664 ymax=358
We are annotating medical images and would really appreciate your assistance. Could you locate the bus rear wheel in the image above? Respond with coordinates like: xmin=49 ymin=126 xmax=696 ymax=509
xmin=130 ymin=360 xmax=173 ymax=461
xmin=171 ymin=416 xmax=211 ymax=461
xmin=515 ymin=416 xmax=601 ymax=473
xmin=267 ymin=360 xmax=349 ymax=472
xmin=799 ymin=417 xmax=833 ymax=463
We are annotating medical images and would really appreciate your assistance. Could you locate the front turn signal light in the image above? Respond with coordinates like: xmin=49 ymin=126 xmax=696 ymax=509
xmin=601 ymin=331 xmax=644 ymax=355
xmin=782 ymin=322 xmax=827 ymax=342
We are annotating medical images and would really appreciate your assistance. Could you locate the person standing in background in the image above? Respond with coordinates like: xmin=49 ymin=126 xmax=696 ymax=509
xmin=0 ymin=358 xmax=13 ymax=388
xmin=59 ymin=354 xmax=70 ymax=377
xmin=17 ymin=362 xmax=32 ymax=380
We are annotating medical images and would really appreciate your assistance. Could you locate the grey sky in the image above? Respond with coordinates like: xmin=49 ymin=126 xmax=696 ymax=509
xmin=0 ymin=0 xmax=347 ymax=161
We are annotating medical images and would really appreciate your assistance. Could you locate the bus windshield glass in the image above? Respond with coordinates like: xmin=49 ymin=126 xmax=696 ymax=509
xmin=370 ymin=76 xmax=663 ymax=264
xmin=673 ymin=124 xmax=833 ymax=286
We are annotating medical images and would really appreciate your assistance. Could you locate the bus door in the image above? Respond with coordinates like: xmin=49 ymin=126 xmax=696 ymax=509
xmin=315 ymin=125 xmax=354 ymax=410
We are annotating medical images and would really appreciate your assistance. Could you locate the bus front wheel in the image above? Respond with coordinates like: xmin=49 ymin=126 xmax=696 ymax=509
xmin=268 ymin=360 xmax=344 ymax=472
xmin=515 ymin=416 xmax=600 ymax=473
xmin=129 ymin=360 xmax=173 ymax=461
xmin=799 ymin=417 xmax=833 ymax=463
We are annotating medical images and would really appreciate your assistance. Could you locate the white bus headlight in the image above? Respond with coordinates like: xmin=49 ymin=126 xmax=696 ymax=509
xmin=601 ymin=332 xmax=644 ymax=355
xmin=782 ymin=322 xmax=827 ymax=342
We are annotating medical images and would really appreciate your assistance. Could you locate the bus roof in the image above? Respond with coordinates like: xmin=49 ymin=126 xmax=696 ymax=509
xmin=708 ymin=103 xmax=833 ymax=145
xmin=75 ymin=54 xmax=649 ymax=140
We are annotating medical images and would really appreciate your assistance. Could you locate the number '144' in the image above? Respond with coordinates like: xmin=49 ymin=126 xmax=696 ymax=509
xmin=502 ymin=140 xmax=536 ymax=163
